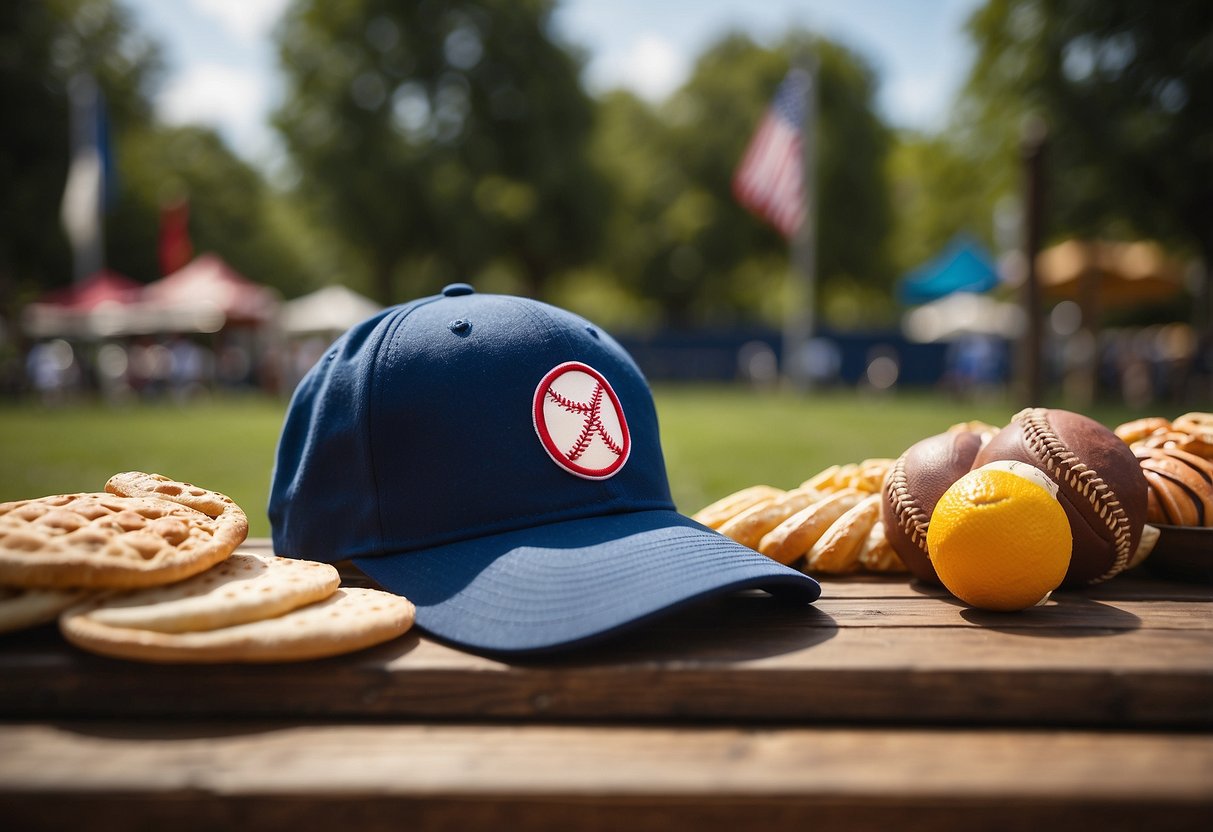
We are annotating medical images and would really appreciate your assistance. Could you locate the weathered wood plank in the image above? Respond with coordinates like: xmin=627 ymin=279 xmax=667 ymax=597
xmin=7 ymin=794 xmax=1209 ymax=832
xmin=0 ymin=540 xmax=1205 ymax=726
xmin=1 ymin=614 xmax=1209 ymax=725
xmin=815 ymin=574 xmax=1213 ymax=602
xmin=1 ymin=723 xmax=1209 ymax=831
xmin=813 ymin=597 xmax=1212 ymax=629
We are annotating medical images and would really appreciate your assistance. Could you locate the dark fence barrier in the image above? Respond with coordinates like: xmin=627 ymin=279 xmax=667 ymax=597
xmin=616 ymin=328 xmax=970 ymax=388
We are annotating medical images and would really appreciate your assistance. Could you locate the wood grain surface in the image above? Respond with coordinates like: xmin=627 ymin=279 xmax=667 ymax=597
xmin=4 ymin=539 xmax=1211 ymax=829
xmin=1 ymin=540 xmax=1210 ymax=726
xmin=1 ymin=723 xmax=1210 ymax=831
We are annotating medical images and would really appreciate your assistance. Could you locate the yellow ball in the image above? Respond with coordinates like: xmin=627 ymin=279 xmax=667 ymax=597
xmin=926 ymin=461 xmax=1072 ymax=611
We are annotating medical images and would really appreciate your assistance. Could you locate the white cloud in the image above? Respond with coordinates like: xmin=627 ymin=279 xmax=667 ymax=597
xmin=592 ymin=33 xmax=689 ymax=102
xmin=189 ymin=0 xmax=290 ymax=42
xmin=159 ymin=63 xmax=270 ymax=156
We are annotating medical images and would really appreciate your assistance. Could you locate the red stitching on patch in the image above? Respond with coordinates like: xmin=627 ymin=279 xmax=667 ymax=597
xmin=548 ymin=382 xmax=624 ymax=460
xmin=533 ymin=361 xmax=631 ymax=480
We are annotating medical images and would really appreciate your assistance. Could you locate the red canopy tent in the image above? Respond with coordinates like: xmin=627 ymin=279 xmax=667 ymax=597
xmin=39 ymin=270 xmax=143 ymax=310
xmin=22 ymin=256 xmax=279 ymax=338
xmin=144 ymin=253 xmax=279 ymax=325
xmin=22 ymin=270 xmax=145 ymax=338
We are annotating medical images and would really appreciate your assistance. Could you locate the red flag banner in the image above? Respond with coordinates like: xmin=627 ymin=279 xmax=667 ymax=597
xmin=158 ymin=197 xmax=193 ymax=277
xmin=732 ymin=69 xmax=810 ymax=238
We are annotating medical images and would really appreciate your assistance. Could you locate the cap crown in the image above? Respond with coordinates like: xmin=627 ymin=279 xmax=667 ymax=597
xmin=270 ymin=291 xmax=674 ymax=561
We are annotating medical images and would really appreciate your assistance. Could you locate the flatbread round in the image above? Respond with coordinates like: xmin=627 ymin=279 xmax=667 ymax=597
xmin=60 ymin=587 xmax=415 ymax=663
xmin=0 ymin=473 xmax=248 ymax=589
xmin=81 ymin=551 xmax=340 ymax=633
xmin=0 ymin=586 xmax=89 ymax=635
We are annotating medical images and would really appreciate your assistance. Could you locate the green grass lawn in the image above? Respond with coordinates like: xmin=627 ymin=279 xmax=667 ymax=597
xmin=0 ymin=388 xmax=1150 ymax=538
xmin=0 ymin=396 xmax=285 ymax=537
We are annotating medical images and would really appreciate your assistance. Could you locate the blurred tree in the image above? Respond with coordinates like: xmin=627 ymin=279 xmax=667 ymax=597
xmin=274 ymin=0 xmax=606 ymax=304
xmin=107 ymin=125 xmax=320 ymax=295
xmin=960 ymin=0 xmax=1213 ymax=321
xmin=0 ymin=0 xmax=339 ymax=315
xmin=583 ymin=90 xmax=694 ymax=325
xmin=886 ymin=133 xmax=1001 ymax=277
xmin=0 ymin=0 xmax=160 ymax=303
xmin=589 ymin=33 xmax=894 ymax=328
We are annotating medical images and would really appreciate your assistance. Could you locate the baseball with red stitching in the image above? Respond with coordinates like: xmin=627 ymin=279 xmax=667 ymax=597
xmin=972 ymin=407 xmax=1149 ymax=586
xmin=881 ymin=428 xmax=985 ymax=585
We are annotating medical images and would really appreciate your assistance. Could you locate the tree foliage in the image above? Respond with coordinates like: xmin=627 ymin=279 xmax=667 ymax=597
xmin=886 ymin=133 xmax=1002 ymax=278
xmin=274 ymin=0 xmax=606 ymax=303
xmin=960 ymin=0 xmax=1213 ymax=268
xmin=7 ymin=0 xmax=1211 ymax=348
xmin=1 ymin=0 xmax=322 ymax=317
xmin=586 ymin=32 xmax=894 ymax=328
xmin=0 ymin=0 xmax=159 ymax=302
xmin=107 ymin=126 xmax=317 ymax=295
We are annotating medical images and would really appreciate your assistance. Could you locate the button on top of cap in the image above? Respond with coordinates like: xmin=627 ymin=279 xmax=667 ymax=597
xmin=442 ymin=283 xmax=475 ymax=297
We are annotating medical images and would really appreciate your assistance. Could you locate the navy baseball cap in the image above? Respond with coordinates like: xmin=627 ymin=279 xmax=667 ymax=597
xmin=269 ymin=284 xmax=820 ymax=654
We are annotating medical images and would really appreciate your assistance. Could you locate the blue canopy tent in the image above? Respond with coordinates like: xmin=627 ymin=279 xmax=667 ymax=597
xmin=898 ymin=235 xmax=1000 ymax=305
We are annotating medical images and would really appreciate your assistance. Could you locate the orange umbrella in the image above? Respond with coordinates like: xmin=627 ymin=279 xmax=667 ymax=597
xmin=1036 ymin=239 xmax=1185 ymax=306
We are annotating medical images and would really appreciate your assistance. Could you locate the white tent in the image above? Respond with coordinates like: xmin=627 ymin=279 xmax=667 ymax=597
xmin=902 ymin=292 xmax=1025 ymax=343
xmin=279 ymin=285 xmax=382 ymax=336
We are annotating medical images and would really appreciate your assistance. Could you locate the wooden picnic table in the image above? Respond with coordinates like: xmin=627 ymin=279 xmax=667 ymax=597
xmin=1 ymin=537 xmax=1210 ymax=830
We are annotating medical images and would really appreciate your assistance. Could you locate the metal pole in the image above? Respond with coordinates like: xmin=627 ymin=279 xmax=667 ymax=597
xmin=1020 ymin=116 xmax=1047 ymax=406
xmin=784 ymin=56 xmax=818 ymax=389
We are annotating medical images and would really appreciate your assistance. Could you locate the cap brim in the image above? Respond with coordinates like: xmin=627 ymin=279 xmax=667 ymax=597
xmin=352 ymin=509 xmax=821 ymax=655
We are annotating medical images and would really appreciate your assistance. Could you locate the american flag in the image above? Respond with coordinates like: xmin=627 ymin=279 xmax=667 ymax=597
xmin=732 ymin=69 xmax=810 ymax=238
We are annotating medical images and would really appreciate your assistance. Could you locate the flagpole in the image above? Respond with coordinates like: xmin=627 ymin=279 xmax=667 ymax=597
xmin=61 ymin=73 xmax=106 ymax=283
xmin=784 ymin=54 xmax=818 ymax=389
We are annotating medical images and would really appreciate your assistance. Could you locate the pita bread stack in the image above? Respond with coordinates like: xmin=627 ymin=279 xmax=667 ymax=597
xmin=0 ymin=472 xmax=414 ymax=661
xmin=0 ymin=586 xmax=87 ymax=635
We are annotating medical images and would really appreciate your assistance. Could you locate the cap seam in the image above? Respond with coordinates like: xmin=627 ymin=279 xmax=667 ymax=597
xmin=366 ymin=296 xmax=443 ymax=553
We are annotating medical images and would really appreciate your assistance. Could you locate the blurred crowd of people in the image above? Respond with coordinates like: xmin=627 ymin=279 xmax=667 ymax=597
xmin=2 ymin=320 xmax=1208 ymax=409
xmin=1090 ymin=323 xmax=1212 ymax=409
xmin=9 ymin=333 xmax=281 ymax=405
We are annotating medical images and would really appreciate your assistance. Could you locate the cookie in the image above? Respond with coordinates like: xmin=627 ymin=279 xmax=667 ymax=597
xmin=973 ymin=408 xmax=1148 ymax=585
xmin=691 ymin=485 xmax=784 ymax=530
xmin=800 ymin=459 xmax=892 ymax=494
xmin=0 ymin=586 xmax=89 ymax=635
xmin=60 ymin=587 xmax=415 ymax=663
xmin=81 ymin=551 xmax=341 ymax=633
xmin=805 ymin=494 xmax=881 ymax=573
xmin=947 ymin=420 xmax=1000 ymax=445
xmin=857 ymin=520 xmax=906 ymax=573
xmin=1170 ymin=412 xmax=1213 ymax=458
xmin=717 ymin=488 xmax=821 ymax=550
xmin=1115 ymin=416 xmax=1172 ymax=445
xmin=757 ymin=489 xmax=864 ymax=564
xmin=801 ymin=465 xmax=843 ymax=492
xmin=1172 ymin=412 xmax=1213 ymax=441
xmin=1135 ymin=429 xmax=1213 ymax=460
xmin=0 ymin=473 xmax=248 ymax=589
xmin=1135 ymin=447 xmax=1213 ymax=527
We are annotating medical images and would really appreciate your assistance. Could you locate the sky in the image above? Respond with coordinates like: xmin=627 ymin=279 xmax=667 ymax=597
xmin=123 ymin=0 xmax=984 ymax=165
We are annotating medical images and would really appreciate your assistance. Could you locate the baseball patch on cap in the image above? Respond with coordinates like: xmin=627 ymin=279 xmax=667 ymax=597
xmin=533 ymin=362 xmax=631 ymax=480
